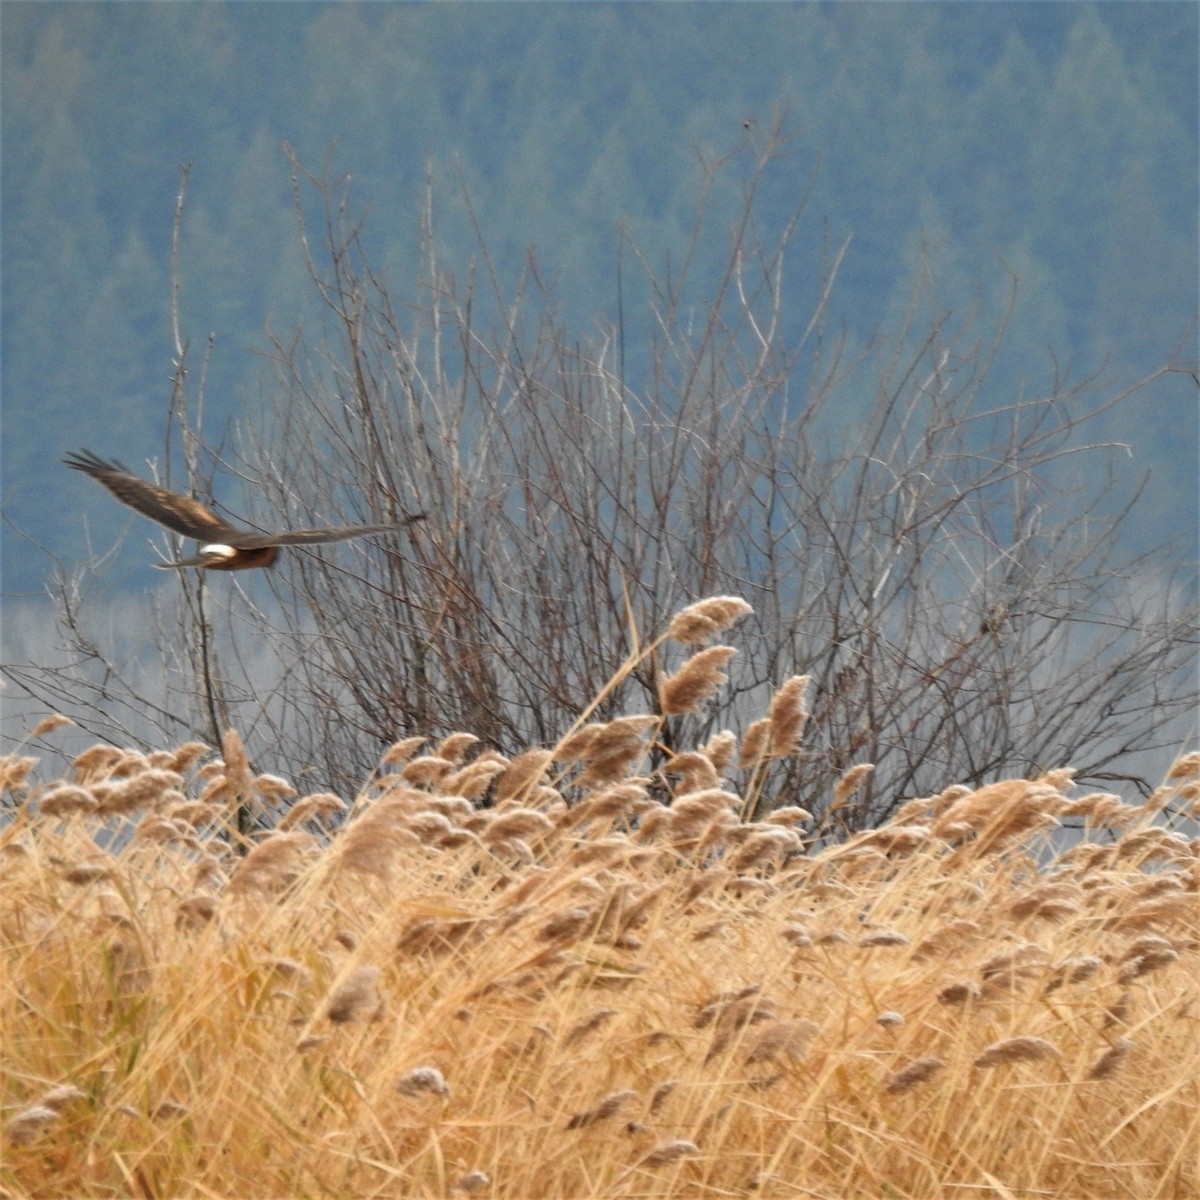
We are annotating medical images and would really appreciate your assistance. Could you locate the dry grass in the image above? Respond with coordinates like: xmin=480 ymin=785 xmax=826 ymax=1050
xmin=3 ymin=602 xmax=1198 ymax=1199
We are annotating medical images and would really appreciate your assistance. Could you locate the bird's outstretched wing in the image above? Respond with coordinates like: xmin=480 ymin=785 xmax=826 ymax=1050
xmin=231 ymin=518 xmax=425 ymax=549
xmin=64 ymin=451 xmax=239 ymax=541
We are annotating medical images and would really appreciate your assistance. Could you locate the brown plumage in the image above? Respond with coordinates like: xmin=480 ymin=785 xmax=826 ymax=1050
xmin=65 ymin=450 xmax=423 ymax=571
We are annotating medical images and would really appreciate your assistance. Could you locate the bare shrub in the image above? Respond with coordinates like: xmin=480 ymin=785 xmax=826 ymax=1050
xmin=5 ymin=129 xmax=1195 ymax=825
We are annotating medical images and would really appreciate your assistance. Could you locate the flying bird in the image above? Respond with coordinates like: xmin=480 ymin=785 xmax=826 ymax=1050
xmin=65 ymin=450 xmax=424 ymax=571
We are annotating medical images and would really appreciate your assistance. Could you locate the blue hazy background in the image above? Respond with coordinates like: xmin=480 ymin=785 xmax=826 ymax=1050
xmin=2 ymin=2 xmax=1196 ymax=604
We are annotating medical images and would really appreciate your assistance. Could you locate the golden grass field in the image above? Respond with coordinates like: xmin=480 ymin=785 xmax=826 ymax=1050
xmin=2 ymin=599 xmax=1198 ymax=1199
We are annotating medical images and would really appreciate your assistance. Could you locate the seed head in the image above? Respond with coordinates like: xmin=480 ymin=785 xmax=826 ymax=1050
xmin=659 ymin=646 xmax=737 ymax=715
xmin=6 ymin=1104 xmax=59 ymax=1146
xmin=885 ymin=1057 xmax=946 ymax=1093
xmin=30 ymin=714 xmax=74 ymax=739
xmin=494 ymin=749 xmax=554 ymax=802
xmin=666 ymin=596 xmax=753 ymax=644
xmin=767 ymin=676 xmax=810 ymax=757
xmin=326 ymin=965 xmax=383 ymax=1023
xmin=1088 ymin=1038 xmax=1134 ymax=1081
xmin=381 ymin=736 xmax=426 ymax=766
xmin=39 ymin=785 xmax=98 ymax=818
xmin=640 ymin=1139 xmax=700 ymax=1167
xmin=397 ymin=1065 xmax=450 ymax=1097
xmin=974 ymin=1036 xmax=1060 ymax=1068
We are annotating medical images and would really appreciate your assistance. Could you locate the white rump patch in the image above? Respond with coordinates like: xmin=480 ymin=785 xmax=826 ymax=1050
xmin=201 ymin=544 xmax=237 ymax=560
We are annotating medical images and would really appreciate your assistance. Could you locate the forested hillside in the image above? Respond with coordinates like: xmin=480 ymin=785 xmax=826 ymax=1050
xmin=3 ymin=3 xmax=1195 ymax=592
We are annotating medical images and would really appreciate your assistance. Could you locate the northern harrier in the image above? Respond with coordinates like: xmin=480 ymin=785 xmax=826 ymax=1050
xmin=65 ymin=450 xmax=424 ymax=571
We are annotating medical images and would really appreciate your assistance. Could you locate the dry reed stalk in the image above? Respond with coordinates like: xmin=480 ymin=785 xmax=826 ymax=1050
xmin=493 ymin=749 xmax=554 ymax=802
xmin=176 ymin=894 xmax=219 ymax=929
xmin=420 ymin=795 xmax=476 ymax=821
xmin=108 ymin=750 xmax=150 ymax=777
xmin=70 ymin=744 xmax=125 ymax=783
xmin=1087 ymin=1038 xmax=1134 ymax=1080
xmin=403 ymin=811 xmax=458 ymax=843
xmin=931 ymin=780 xmax=1064 ymax=850
xmin=562 ymin=782 xmax=650 ymax=828
xmin=220 ymin=728 xmax=255 ymax=801
xmin=1008 ymin=881 xmax=1083 ymax=921
xmin=277 ymin=792 xmax=347 ymax=830
xmin=442 ymin=760 xmax=505 ymax=799
xmin=859 ymin=929 xmax=909 ymax=947
xmin=661 ymin=750 xmax=722 ymax=793
xmin=1115 ymin=827 xmax=1192 ymax=864
xmin=727 ymin=827 xmax=803 ymax=873
xmin=781 ymin=923 xmax=814 ymax=947
xmin=397 ymin=915 xmax=494 ymax=957
xmin=702 ymin=995 xmax=777 ymax=1062
xmin=849 ymin=824 xmax=930 ymax=855
xmin=1130 ymin=873 xmax=1190 ymax=901
xmin=484 ymin=808 xmax=556 ymax=844
xmin=566 ymin=1088 xmax=637 ymax=1128
xmin=196 ymin=774 xmax=235 ymax=808
xmin=62 ymin=863 xmax=111 ymax=884
xmin=335 ymin=819 xmax=416 ymax=878
xmin=832 ymin=763 xmax=875 ymax=809
xmin=1035 ymin=767 xmax=1077 ymax=792
xmin=973 ymin=1036 xmax=1061 ymax=1067
xmin=488 ymin=837 xmax=536 ymax=864
xmin=575 ymin=741 xmax=656 ymax=791
xmin=5 ymin=1105 xmax=60 ymax=1146
xmin=764 ymin=804 xmax=813 ymax=826
xmin=29 ymin=714 xmax=75 ymax=739
xmin=104 ymin=933 xmax=151 ymax=996
xmin=738 ymin=719 xmax=770 ymax=768
xmin=743 ymin=1018 xmax=818 ymax=1064
xmin=1166 ymin=750 xmax=1200 ymax=781
xmin=250 ymin=773 xmax=296 ymax=806
xmin=649 ymin=1080 xmax=679 ymax=1114
xmin=701 ymin=730 xmax=737 ymax=775
xmin=167 ymin=800 xmax=224 ymax=828
xmin=638 ymin=1139 xmax=700 ymax=1167
xmin=666 ymin=596 xmax=753 ymax=645
xmin=938 ymin=980 xmax=983 ymax=1005
xmin=94 ymin=769 xmax=184 ymax=815
xmin=1117 ymin=937 xmax=1180 ymax=982
xmin=396 ymin=1065 xmax=450 ymax=1097
xmin=1112 ymin=892 xmax=1195 ymax=932
xmin=538 ymin=906 xmax=599 ymax=946
xmin=556 ymin=725 xmax=602 ymax=763
xmin=436 ymin=732 xmax=481 ymax=763
xmin=38 ymin=785 xmax=98 ymax=817
xmin=561 ymin=1008 xmax=619 ymax=1046
xmin=912 ymin=916 xmax=979 ymax=964
xmin=1044 ymin=955 xmax=1104 ymax=992
xmin=163 ymin=741 xmax=210 ymax=773
xmin=885 ymin=1056 xmax=947 ymax=1093
xmin=381 ymin=736 xmax=426 ymax=766
xmin=0 ymin=755 xmax=38 ymax=793
xmin=229 ymin=831 xmax=313 ymax=893
xmin=325 ymin=964 xmax=383 ymax=1023
xmin=927 ymin=783 xmax=972 ymax=816
xmin=979 ymin=942 xmax=1051 ymax=990
xmin=659 ymin=645 xmax=737 ymax=715
xmin=401 ymin=755 xmax=455 ymax=787
xmin=766 ymin=675 xmax=811 ymax=757
xmin=134 ymin=815 xmax=197 ymax=846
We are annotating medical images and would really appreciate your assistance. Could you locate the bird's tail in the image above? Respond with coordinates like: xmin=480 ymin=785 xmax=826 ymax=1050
xmin=155 ymin=552 xmax=221 ymax=569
